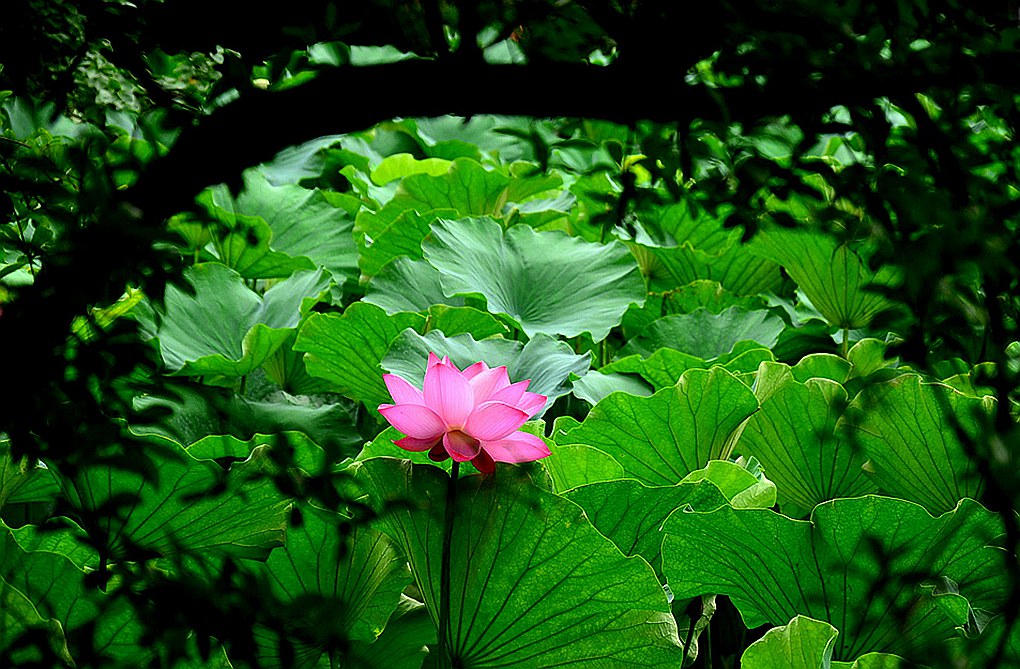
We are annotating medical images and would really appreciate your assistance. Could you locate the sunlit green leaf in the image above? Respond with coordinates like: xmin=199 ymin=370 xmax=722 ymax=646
xmin=839 ymin=375 xmax=988 ymax=514
xmin=357 ymin=458 xmax=684 ymax=667
xmin=424 ymin=217 xmax=645 ymax=341
xmin=739 ymin=372 xmax=875 ymax=515
xmin=753 ymin=230 xmax=894 ymax=329
xmin=564 ymin=478 xmax=728 ymax=576
xmin=138 ymin=264 xmax=330 ymax=378
xmin=619 ymin=306 xmax=786 ymax=359
xmin=558 ymin=367 xmax=759 ymax=485
xmin=662 ymin=497 xmax=1004 ymax=661
xmin=294 ymin=303 xmax=425 ymax=407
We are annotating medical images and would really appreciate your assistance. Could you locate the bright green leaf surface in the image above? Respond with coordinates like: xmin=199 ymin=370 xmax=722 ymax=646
xmin=753 ymin=230 xmax=893 ymax=329
xmin=426 ymin=304 xmax=510 ymax=339
xmin=355 ymin=157 xmax=510 ymax=276
xmin=544 ymin=442 xmax=625 ymax=493
xmin=51 ymin=441 xmax=289 ymax=560
xmin=571 ymin=370 xmax=654 ymax=405
xmin=364 ymin=257 xmax=464 ymax=314
xmin=741 ymin=615 xmax=838 ymax=669
xmin=741 ymin=615 xmax=905 ymax=669
xmin=558 ymin=367 xmax=759 ymax=485
xmin=605 ymin=342 xmax=774 ymax=391
xmin=564 ymin=479 xmax=728 ymax=576
xmin=840 ymin=375 xmax=988 ymax=514
xmin=662 ymin=497 xmax=1005 ymax=661
xmin=792 ymin=353 xmax=852 ymax=384
xmin=680 ymin=460 xmax=777 ymax=510
xmin=294 ymin=303 xmax=425 ymax=407
xmin=424 ymin=217 xmax=646 ymax=341
xmin=619 ymin=306 xmax=786 ymax=359
xmin=234 ymin=171 xmax=359 ymax=284
xmin=356 ymin=208 xmax=450 ymax=278
xmin=370 ymin=153 xmax=452 ymax=185
xmin=139 ymin=264 xmax=330 ymax=378
xmin=740 ymin=375 xmax=876 ymax=515
xmin=358 ymin=458 xmax=684 ymax=667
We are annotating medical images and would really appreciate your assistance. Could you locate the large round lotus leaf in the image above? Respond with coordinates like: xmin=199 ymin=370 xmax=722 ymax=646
xmin=619 ymin=306 xmax=786 ymax=360
xmin=604 ymin=342 xmax=774 ymax=392
xmin=52 ymin=440 xmax=289 ymax=561
xmin=423 ymin=217 xmax=645 ymax=341
xmin=363 ymin=256 xmax=464 ymax=314
xmin=839 ymin=374 xmax=988 ymax=514
xmin=662 ymin=496 xmax=1004 ymax=662
xmin=752 ymin=229 xmax=894 ymax=329
xmin=564 ymin=478 xmax=728 ymax=577
xmin=293 ymin=302 xmax=425 ymax=408
xmin=558 ymin=367 xmax=758 ymax=486
xmin=357 ymin=458 xmax=684 ymax=667
xmin=739 ymin=373 xmax=876 ymax=516
xmin=138 ymin=264 xmax=330 ymax=378
xmin=248 ymin=506 xmax=410 ymax=669
xmin=234 ymin=170 xmax=359 ymax=284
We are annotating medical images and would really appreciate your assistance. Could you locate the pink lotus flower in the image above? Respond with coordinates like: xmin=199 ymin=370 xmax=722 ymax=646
xmin=378 ymin=353 xmax=550 ymax=474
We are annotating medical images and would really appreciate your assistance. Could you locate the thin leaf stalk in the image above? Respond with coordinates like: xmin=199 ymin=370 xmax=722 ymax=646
xmin=438 ymin=459 xmax=460 ymax=668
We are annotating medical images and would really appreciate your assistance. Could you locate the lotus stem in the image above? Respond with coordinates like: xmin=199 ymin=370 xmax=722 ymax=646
xmin=438 ymin=460 xmax=459 ymax=668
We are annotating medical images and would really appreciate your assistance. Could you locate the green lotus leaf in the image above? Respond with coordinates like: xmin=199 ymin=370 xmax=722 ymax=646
xmin=0 ymin=523 xmax=149 ymax=666
xmin=186 ymin=431 xmax=328 ymax=473
xmin=605 ymin=342 xmax=774 ymax=392
xmin=51 ymin=439 xmax=289 ymax=560
xmin=564 ymin=478 xmax=728 ymax=576
xmin=248 ymin=507 xmax=410 ymax=669
xmin=425 ymin=304 xmax=510 ymax=339
xmin=201 ymin=200 xmax=314 ymax=279
xmin=647 ymin=243 xmax=784 ymax=296
xmin=662 ymin=497 xmax=1005 ymax=662
xmin=382 ymin=329 xmax=590 ymax=410
xmin=294 ymin=302 xmax=425 ymax=408
xmin=739 ymin=372 xmax=876 ymax=515
xmin=680 ymin=460 xmax=777 ymax=510
xmin=571 ymin=369 xmax=654 ymax=405
xmin=741 ymin=615 xmax=907 ymax=669
xmin=261 ymin=326 xmax=337 ymax=395
xmin=357 ymin=458 xmax=684 ymax=667
xmin=364 ymin=257 xmax=464 ymax=314
xmin=139 ymin=264 xmax=330 ymax=378
xmin=229 ymin=170 xmax=359 ymax=284
xmin=791 ymin=353 xmax=852 ymax=384
xmin=343 ymin=595 xmax=434 ymax=669
xmin=357 ymin=208 xmax=450 ymax=278
xmin=132 ymin=384 xmax=362 ymax=456
xmin=622 ymin=280 xmax=769 ymax=338
xmin=0 ymin=574 xmax=71 ymax=665
xmin=544 ymin=442 xmax=625 ymax=493
xmin=355 ymin=157 xmax=510 ymax=277
xmin=370 ymin=153 xmax=453 ymax=185
xmin=0 ymin=440 xmax=58 ymax=511
xmin=752 ymin=229 xmax=894 ymax=329
xmin=558 ymin=367 xmax=759 ymax=485
xmin=9 ymin=522 xmax=97 ymax=571
xmin=1 ymin=523 xmax=96 ymax=631
xmin=424 ymin=217 xmax=645 ymax=341
xmin=839 ymin=374 xmax=988 ymax=514
xmin=619 ymin=306 xmax=786 ymax=359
